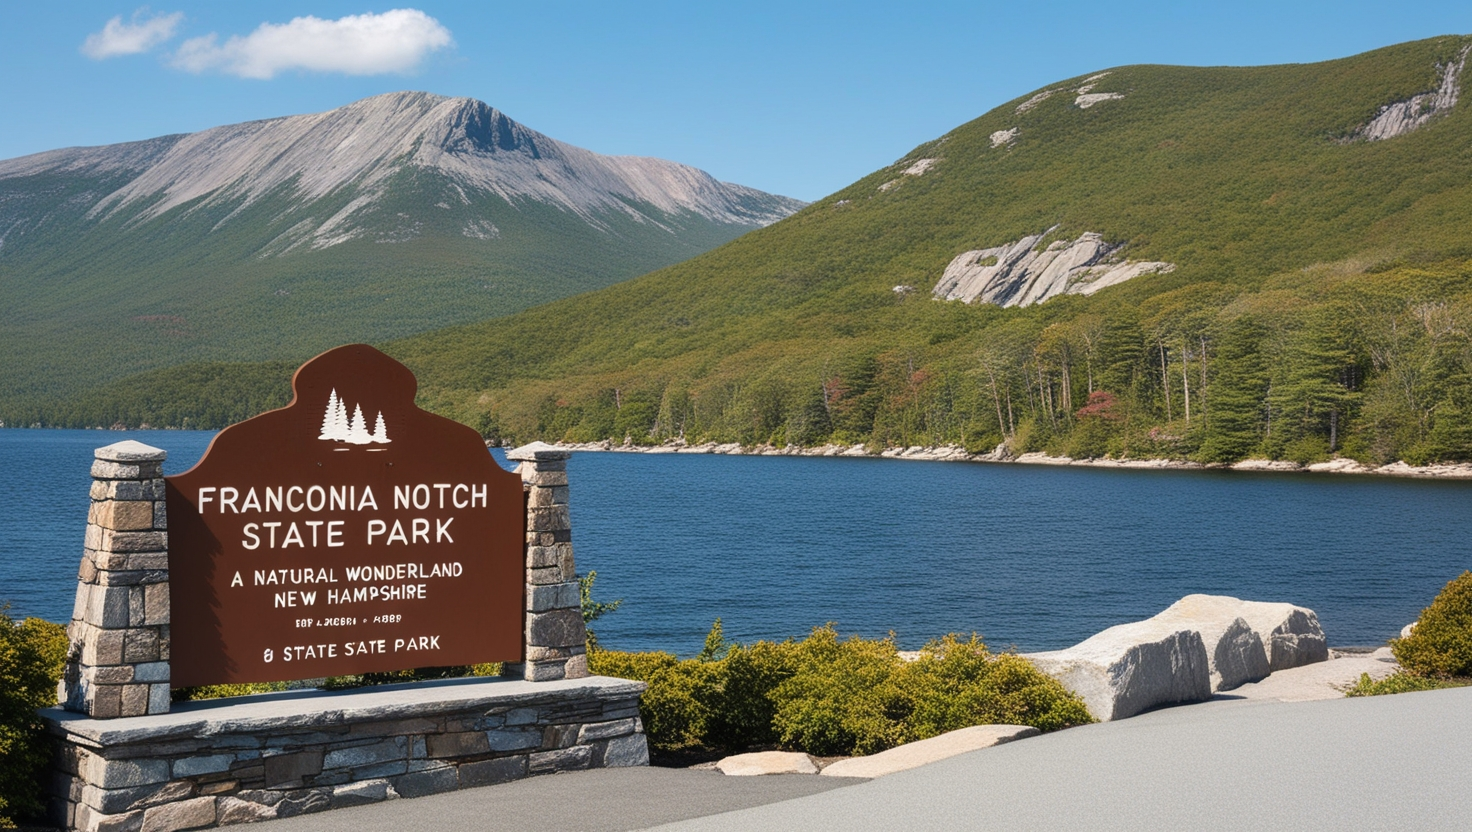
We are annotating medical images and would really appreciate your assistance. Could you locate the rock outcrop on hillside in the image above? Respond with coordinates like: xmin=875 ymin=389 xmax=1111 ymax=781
xmin=932 ymin=227 xmax=1174 ymax=307
xmin=1352 ymin=44 xmax=1470 ymax=141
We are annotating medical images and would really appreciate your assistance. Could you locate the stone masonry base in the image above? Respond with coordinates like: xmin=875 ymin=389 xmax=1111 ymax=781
xmin=43 ymin=676 xmax=648 ymax=832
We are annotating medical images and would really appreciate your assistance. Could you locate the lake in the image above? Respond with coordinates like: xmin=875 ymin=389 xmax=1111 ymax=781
xmin=2 ymin=429 xmax=1469 ymax=654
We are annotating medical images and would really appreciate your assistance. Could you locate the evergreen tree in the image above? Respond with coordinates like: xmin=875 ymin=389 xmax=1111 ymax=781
xmin=1267 ymin=304 xmax=1364 ymax=457
xmin=1196 ymin=316 xmax=1270 ymax=462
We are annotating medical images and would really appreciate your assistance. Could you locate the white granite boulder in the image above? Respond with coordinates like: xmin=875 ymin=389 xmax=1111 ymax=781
xmin=1025 ymin=625 xmax=1210 ymax=722
xmin=1026 ymin=595 xmax=1330 ymax=719
xmin=1209 ymin=595 xmax=1328 ymax=672
xmin=1148 ymin=596 xmax=1271 ymax=691
xmin=715 ymin=751 xmax=818 ymax=776
xmin=1148 ymin=594 xmax=1328 ymax=680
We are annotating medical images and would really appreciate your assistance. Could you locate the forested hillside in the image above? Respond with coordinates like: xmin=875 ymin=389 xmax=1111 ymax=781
xmin=17 ymin=36 xmax=1472 ymax=466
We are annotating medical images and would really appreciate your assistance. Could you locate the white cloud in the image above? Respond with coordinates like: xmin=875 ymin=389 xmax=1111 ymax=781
xmin=82 ymin=9 xmax=184 ymax=59
xmin=172 ymin=9 xmax=453 ymax=79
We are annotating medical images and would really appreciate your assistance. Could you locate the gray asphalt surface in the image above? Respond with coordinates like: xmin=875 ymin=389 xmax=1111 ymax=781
xmin=658 ymin=686 xmax=1472 ymax=831
xmin=263 ymin=686 xmax=1472 ymax=831
xmin=259 ymin=765 xmax=864 ymax=832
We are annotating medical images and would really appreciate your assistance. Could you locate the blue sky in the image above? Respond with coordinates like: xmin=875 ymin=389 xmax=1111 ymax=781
xmin=2 ymin=2 xmax=1470 ymax=201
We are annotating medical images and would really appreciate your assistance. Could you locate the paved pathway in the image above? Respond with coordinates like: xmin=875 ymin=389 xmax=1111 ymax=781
xmin=258 ymin=765 xmax=862 ymax=832
xmin=658 ymin=686 xmax=1472 ymax=831
xmin=263 ymin=685 xmax=1472 ymax=831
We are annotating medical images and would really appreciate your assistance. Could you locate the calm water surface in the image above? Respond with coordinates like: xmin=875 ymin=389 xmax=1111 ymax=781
xmin=2 ymin=429 xmax=1469 ymax=654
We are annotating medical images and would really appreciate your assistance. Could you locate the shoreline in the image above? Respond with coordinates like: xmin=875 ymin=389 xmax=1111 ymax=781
xmin=515 ymin=438 xmax=1472 ymax=481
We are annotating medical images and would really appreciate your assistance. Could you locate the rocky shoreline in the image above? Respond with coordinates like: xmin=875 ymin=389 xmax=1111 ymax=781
xmin=511 ymin=438 xmax=1472 ymax=480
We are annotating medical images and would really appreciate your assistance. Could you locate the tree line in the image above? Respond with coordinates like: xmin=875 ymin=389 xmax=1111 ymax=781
xmin=514 ymin=265 xmax=1472 ymax=466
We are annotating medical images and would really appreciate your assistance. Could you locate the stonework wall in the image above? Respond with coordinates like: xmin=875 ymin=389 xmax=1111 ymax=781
xmin=46 ymin=678 xmax=647 ymax=832
xmin=505 ymin=442 xmax=589 ymax=682
xmin=59 ymin=441 xmax=172 ymax=718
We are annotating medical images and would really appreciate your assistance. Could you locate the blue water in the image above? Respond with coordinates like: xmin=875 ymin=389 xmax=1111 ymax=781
xmin=3 ymin=430 xmax=1470 ymax=654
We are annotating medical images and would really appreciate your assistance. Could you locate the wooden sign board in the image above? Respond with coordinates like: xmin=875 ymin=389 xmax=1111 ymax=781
xmin=165 ymin=345 xmax=525 ymax=687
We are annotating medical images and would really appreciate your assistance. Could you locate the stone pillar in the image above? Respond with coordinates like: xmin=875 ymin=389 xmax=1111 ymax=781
xmin=504 ymin=442 xmax=588 ymax=682
xmin=59 ymin=440 xmax=171 ymax=718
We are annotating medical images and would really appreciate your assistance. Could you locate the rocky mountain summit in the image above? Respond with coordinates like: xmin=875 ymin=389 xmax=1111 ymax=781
xmin=0 ymin=92 xmax=804 ymax=401
xmin=0 ymin=91 xmax=802 ymax=256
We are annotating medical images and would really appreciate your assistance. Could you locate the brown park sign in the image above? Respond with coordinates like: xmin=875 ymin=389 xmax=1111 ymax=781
xmin=165 ymin=345 xmax=525 ymax=687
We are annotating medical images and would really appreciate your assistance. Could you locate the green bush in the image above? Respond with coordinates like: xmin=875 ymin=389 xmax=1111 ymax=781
xmin=1344 ymin=671 xmax=1470 ymax=697
xmin=588 ymin=649 xmax=718 ymax=751
xmin=769 ymin=627 xmax=907 ymax=755
xmin=0 ymin=612 xmax=67 ymax=828
xmin=704 ymin=639 xmax=797 ymax=750
xmin=589 ymin=623 xmax=1093 ymax=757
xmin=896 ymin=634 xmax=1096 ymax=736
xmin=1392 ymin=571 xmax=1472 ymax=677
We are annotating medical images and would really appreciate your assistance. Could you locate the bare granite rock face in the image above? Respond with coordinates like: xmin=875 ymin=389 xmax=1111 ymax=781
xmin=1230 ymin=599 xmax=1329 ymax=672
xmin=1025 ymin=626 xmax=1211 ymax=722
xmin=1074 ymin=73 xmax=1125 ymax=109
xmin=1149 ymin=594 xmax=1328 ymax=674
xmin=1352 ymin=44 xmax=1470 ymax=141
xmin=1148 ymin=596 xmax=1272 ymax=692
xmin=877 ymin=157 xmax=941 ymax=192
xmin=933 ymin=226 xmax=1174 ymax=307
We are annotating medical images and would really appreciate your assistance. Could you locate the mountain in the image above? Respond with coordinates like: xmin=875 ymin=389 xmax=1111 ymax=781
xmin=21 ymin=36 xmax=1472 ymax=466
xmin=0 ymin=91 xmax=804 ymax=401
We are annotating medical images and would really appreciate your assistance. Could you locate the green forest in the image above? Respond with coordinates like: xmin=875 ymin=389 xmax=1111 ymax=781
xmin=11 ymin=36 xmax=1472 ymax=467
xmin=416 ymin=257 xmax=1472 ymax=466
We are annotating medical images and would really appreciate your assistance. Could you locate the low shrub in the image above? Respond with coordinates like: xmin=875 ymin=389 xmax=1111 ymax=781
xmin=897 ymin=634 xmax=1096 ymax=736
xmin=0 ymin=612 xmax=67 ymax=828
xmin=704 ymin=638 xmax=797 ymax=750
xmin=1344 ymin=671 xmax=1470 ymax=697
xmin=589 ymin=649 xmax=719 ymax=751
xmin=1392 ymin=571 xmax=1472 ymax=678
xmin=589 ymin=623 xmax=1093 ymax=758
xmin=769 ymin=627 xmax=906 ymax=755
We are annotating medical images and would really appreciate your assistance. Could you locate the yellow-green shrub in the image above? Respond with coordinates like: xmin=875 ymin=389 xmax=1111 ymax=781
xmin=768 ymin=627 xmax=910 ymax=755
xmin=703 ymin=639 xmax=798 ymax=750
xmin=1345 ymin=671 xmax=1469 ymax=697
xmin=588 ymin=649 xmax=719 ymax=751
xmin=1392 ymin=571 xmax=1472 ymax=678
xmin=591 ymin=624 xmax=1093 ymax=757
xmin=0 ymin=613 xmax=67 ymax=827
xmin=895 ymin=634 xmax=1095 ymax=738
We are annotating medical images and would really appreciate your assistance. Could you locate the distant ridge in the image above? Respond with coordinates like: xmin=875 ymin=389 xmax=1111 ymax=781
xmin=2 ymin=91 xmax=798 ymax=250
xmin=0 ymin=91 xmax=804 ymax=400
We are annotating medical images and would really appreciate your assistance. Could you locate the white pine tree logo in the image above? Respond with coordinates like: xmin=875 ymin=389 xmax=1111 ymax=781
xmin=318 ymin=390 xmax=391 ymax=445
